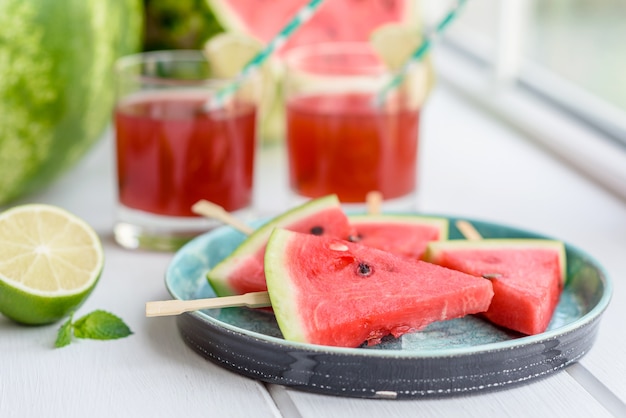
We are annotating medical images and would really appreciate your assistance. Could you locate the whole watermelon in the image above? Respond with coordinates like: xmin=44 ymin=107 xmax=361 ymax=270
xmin=0 ymin=0 xmax=143 ymax=204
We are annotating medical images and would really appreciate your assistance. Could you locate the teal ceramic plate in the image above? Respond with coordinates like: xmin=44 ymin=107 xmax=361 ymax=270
xmin=165 ymin=216 xmax=612 ymax=399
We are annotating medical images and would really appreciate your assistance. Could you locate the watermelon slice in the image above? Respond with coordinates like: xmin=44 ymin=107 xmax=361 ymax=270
xmin=348 ymin=214 xmax=448 ymax=259
xmin=206 ymin=0 xmax=416 ymax=53
xmin=424 ymin=239 xmax=566 ymax=335
xmin=207 ymin=194 xmax=351 ymax=296
xmin=264 ymin=229 xmax=494 ymax=348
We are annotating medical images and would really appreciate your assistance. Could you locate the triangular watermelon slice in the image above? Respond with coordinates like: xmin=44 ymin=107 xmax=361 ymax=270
xmin=207 ymin=195 xmax=351 ymax=296
xmin=424 ymin=239 xmax=566 ymax=335
xmin=347 ymin=214 xmax=448 ymax=259
xmin=264 ymin=229 xmax=494 ymax=348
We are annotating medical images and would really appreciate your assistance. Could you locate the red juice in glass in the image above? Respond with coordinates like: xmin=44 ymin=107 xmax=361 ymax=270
xmin=286 ymin=92 xmax=420 ymax=203
xmin=115 ymin=92 xmax=257 ymax=217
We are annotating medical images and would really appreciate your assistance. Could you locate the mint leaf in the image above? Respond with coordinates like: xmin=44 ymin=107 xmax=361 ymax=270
xmin=54 ymin=316 xmax=73 ymax=348
xmin=73 ymin=310 xmax=133 ymax=340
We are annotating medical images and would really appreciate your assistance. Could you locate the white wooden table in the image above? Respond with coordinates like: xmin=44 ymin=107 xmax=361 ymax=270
xmin=2 ymin=82 xmax=625 ymax=417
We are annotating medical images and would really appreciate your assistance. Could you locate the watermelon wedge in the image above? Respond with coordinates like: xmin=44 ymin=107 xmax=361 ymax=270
xmin=207 ymin=194 xmax=351 ymax=296
xmin=348 ymin=214 xmax=448 ymax=259
xmin=264 ymin=229 xmax=494 ymax=348
xmin=424 ymin=239 xmax=566 ymax=335
xmin=206 ymin=0 xmax=416 ymax=53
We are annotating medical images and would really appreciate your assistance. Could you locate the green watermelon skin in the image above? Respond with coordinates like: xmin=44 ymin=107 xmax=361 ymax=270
xmin=0 ymin=0 xmax=143 ymax=204
xmin=143 ymin=0 xmax=224 ymax=50
xmin=348 ymin=214 xmax=449 ymax=260
xmin=424 ymin=239 xmax=566 ymax=335
xmin=265 ymin=229 xmax=494 ymax=348
xmin=207 ymin=195 xmax=351 ymax=296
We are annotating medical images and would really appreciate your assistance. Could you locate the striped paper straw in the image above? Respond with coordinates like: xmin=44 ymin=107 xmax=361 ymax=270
xmin=205 ymin=0 xmax=326 ymax=111
xmin=373 ymin=0 xmax=468 ymax=107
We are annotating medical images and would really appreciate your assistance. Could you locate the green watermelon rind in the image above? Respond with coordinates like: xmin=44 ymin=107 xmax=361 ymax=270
xmin=263 ymin=228 xmax=307 ymax=342
xmin=207 ymin=194 xmax=342 ymax=295
xmin=348 ymin=213 xmax=450 ymax=240
xmin=424 ymin=239 xmax=567 ymax=285
xmin=0 ymin=0 xmax=142 ymax=204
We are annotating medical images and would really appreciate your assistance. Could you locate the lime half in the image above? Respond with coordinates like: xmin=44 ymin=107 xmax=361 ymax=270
xmin=0 ymin=204 xmax=104 ymax=325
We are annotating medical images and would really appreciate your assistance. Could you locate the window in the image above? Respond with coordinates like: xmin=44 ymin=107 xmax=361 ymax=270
xmin=418 ymin=0 xmax=626 ymax=201
xmin=422 ymin=0 xmax=626 ymax=149
xmin=529 ymin=0 xmax=626 ymax=112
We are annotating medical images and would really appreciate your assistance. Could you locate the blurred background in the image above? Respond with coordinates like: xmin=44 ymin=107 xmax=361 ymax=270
xmin=427 ymin=0 xmax=626 ymax=111
xmin=429 ymin=0 xmax=626 ymax=144
xmin=142 ymin=0 xmax=626 ymax=146
xmin=1 ymin=0 xmax=623 ymax=207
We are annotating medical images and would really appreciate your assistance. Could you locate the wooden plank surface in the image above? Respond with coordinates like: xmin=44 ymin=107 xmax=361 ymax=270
xmin=274 ymin=375 xmax=614 ymax=418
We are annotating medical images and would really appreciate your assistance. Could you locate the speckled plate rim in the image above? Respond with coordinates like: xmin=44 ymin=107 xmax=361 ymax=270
xmin=164 ymin=214 xmax=613 ymax=360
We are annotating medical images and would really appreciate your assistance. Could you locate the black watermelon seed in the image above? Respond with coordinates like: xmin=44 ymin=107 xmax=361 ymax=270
xmin=348 ymin=234 xmax=363 ymax=242
xmin=357 ymin=262 xmax=373 ymax=277
xmin=310 ymin=226 xmax=324 ymax=235
xmin=482 ymin=273 xmax=502 ymax=280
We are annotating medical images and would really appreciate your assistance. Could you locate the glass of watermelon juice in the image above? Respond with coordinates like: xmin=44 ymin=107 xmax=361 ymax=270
xmin=113 ymin=50 xmax=260 ymax=251
xmin=283 ymin=42 xmax=427 ymax=209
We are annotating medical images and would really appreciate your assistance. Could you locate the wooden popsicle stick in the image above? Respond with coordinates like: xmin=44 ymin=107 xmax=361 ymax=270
xmin=152 ymin=196 xmax=480 ymax=318
xmin=455 ymin=220 xmax=483 ymax=241
xmin=366 ymin=191 xmax=383 ymax=215
xmin=146 ymin=198 xmax=482 ymax=317
xmin=191 ymin=199 xmax=255 ymax=235
xmin=146 ymin=201 xmax=265 ymax=318
xmin=145 ymin=291 xmax=271 ymax=317
xmin=147 ymin=218 xmax=486 ymax=317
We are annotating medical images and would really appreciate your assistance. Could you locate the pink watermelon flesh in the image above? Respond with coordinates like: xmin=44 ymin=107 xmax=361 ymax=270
xmin=264 ymin=229 xmax=494 ymax=348
xmin=425 ymin=242 xmax=565 ymax=335
xmin=216 ymin=0 xmax=409 ymax=52
xmin=348 ymin=215 xmax=448 ymax=259
xmin=207 ymin=195 xmax=351 ymax=296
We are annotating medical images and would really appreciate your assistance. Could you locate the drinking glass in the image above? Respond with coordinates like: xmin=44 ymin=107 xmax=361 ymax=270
xmin=113 ymin=50 xmax=260 ymax=251
xmin=283 ymin=42 xmax=429 ymax=210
